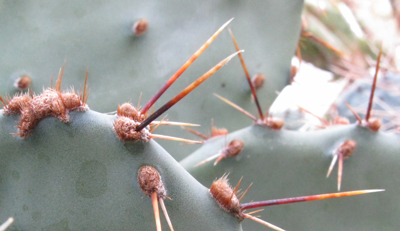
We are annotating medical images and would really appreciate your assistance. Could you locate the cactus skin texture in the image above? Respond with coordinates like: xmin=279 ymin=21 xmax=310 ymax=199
xmin=0 ymin=110 xmax=241 ymax=231
xmin=0 ymin=0 xmax=304 ymax=160
xmin=181 ymin=124 xmax=400 ymax=230
xmin=0 ymin=0 xmax=310 ymax=230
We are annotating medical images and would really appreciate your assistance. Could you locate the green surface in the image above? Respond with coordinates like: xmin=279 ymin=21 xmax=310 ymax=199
xmin=0 ymin=110 xmax=241 ymax=231
xmin=0 ymin=0 xmax=303 ymax=160
xmin=181 ymin=124 xmax=400 ymax=231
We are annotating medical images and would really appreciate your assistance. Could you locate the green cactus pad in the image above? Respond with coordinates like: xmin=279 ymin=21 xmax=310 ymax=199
xmin=181 ymin=124 xmax=400 ymax=230
xmin=0 ymin=110 xmax=241 ymax=231
xmin=0 ymin=0 xmax=303 ymax=160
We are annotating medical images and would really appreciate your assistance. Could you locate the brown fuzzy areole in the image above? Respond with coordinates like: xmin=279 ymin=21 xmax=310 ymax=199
xmin=114 ymin=103 xmax=151 ymax=142
xmin=16 ymin=89 xmax=88 ymax=138
xmin=14 ymin=75 xmax=32 ymax=90
xmin=251 ymin=74 xmax=265 ymax=90
xmin=113 ymin=116 xmax=150 ymax=142
xmin=339 ymin=140 xmax=357 ymax=158
xmin=137 ymin=166 xmax=176 ymax=231
xmin=17 ymin=105 xmax=38 ymax=137
xmin=62 ymin=91 xmax=85 ymax=111
xmin=117 ymin=103 xmax=146 ymax=122
xmin=209 ymin=175 xmax=243 ymax=220
xmin=1 ymin=68 xmax=89 ymax=138
xmin=366 ymin=118 xmax=382 ymax=132
xmin=214 ymin=140 xmax=245 ymax=165
xmin=224 ymin=140 xmax=245 ymax=158
xmin=260 ymin=117 xmax=285 ymax=130
xmin=3 ymin=93 xmax=31 ymax=115
xmin=138 ymin=166 xmax=166 ymax=198
xmin=133 ymin=19 xmax=148 ymax=36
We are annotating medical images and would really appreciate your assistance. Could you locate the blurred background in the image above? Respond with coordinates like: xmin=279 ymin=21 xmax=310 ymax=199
xmin=277 ymin=0 xmax=400 ymax=133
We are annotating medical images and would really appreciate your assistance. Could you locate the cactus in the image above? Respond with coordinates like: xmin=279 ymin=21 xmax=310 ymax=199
xmin=0 ymin=0 xmax=303 ymax=160
xmin=181 ymin=123 xmax=399 ymax=230
xmin=2 ymin=0 xmax=393 ymax=231
xmin=0 ymin=109 xmax=242 ymax=230
xmin=180 ymin=13 xmax=400 ymax=231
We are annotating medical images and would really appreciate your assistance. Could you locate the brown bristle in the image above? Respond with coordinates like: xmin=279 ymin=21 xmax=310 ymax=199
xmin=302 ymin=31 xmax=344 ymax=57
xmin=344 ymin=102 xmax=362 ymax=124
xmin=150 ymin=115 xmax=167 ymax=133
xmin=82 ymin=68 xmax=89 ymax=105
xmin=251 ymin=74 xmax=266 ymax=90
xmin=14 ymin=75 xmax=32 ymax=91
xmin=227 ymin=27 xmax=264 ymax=120
xmin=366 ymin=47 xmax=382 ymax=122
xmin=298 ymin=105 xmax=329 ymax=127
xmin=367 ymin=118 xmax=382 ymax=132
xmin=136 ymin=92 xmax=142 ymax=111
xmin=215 ymin=94 xmax=257 ymax=121
xmin=209 ymin=175 xmax=243 ymax=220
xmin=138 ymin=166 xmax=166 ymax=198
xmin=182 ymin=126 xmax=209 ymax=140
xmin=0 ymin=93 xmax=4 ymax=109
xmin=183 ymin=119 xmax=227 ymax=140
xmin=136 ymin=51 xmax=242 ymax=131
xmin=133 ymin=19 xmax=149 ymax=36
xmin=55 ymin=62 xmax=66 ymax=92
xmin=241 ymin=189 xmax=383 ymax=210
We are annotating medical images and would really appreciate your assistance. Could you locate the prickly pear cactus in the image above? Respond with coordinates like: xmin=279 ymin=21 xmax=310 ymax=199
xmin=181 ymin=123 xmax=400 ymax=230
xmin=0 ymin=0 xmax=304 ymax=160
xmin=0 ymin=110 xmax=241 ymax=231
xmin=180 ymin=35 xmax=400 ymax=230
xmin=0 ymin=0 xmax=308 ymax=230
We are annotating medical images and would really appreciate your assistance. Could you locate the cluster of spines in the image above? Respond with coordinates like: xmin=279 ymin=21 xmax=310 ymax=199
xmin=212 ymin=28 xmax=285 ymax=130
xmin=196 ymin=23 xmax=389 ymax=231
xmin=138 ymin=166 xmax=174 ymax=231
xmin=209 ymin=175 xmax=383 ymax=231
xmin=0 ymin=18 xmax=389 ymax=231
xmin=182 ymin=118 xmax=228 ymax=142
xmin=112 ymin=18 xmax=243 ymax=144
xmin=0 ymin=64 xmax=89 ymax=138
xmin=195 ymin=139 xmax=245 ymax=167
